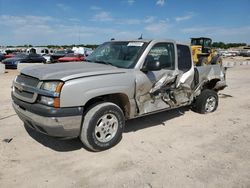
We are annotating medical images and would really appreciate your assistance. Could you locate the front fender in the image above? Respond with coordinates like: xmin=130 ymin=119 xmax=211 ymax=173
xmin=59 ymin=72 xmax=135 ymax=107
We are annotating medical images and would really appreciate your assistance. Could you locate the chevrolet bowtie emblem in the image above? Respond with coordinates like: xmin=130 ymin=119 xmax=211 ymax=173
xmin=16 ymin=84 xmax=24 ymax=92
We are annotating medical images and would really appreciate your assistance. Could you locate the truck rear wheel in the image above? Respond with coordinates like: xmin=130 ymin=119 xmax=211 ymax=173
xmin=80 ymin=102 xmax=125 ymax=151
xmin=193 ymin=89 xmax=218 ymax=114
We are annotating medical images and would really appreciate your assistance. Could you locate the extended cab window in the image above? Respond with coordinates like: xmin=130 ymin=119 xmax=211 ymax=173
xmin=148 ymin=43 xmax=175 ymax=70
xmin=177 ymin=45 xmax=192 ymax=72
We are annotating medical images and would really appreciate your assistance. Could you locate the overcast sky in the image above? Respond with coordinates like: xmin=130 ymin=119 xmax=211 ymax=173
xmin=0 ymin=0 xmax=249 ymax=45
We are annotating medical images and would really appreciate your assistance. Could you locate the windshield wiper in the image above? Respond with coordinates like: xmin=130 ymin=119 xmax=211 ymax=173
xmin=85 ymin=59 xmax=116 ymax=67
xmin=85 ymin=59 xmax=93 ymax=62
xmin=94 ymin=60 xmax=114 ymax=66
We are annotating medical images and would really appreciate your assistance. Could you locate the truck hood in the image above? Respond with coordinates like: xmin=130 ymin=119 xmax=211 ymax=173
xmin=21 ymin=62 xmax=127 ymax=81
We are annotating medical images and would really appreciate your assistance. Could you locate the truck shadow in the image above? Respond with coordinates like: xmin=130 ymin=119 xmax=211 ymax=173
xmin=124 ymin=106 xmax=190 ymax=133
xmin=24 ymin=106 xmax=190 ymax=152
xmin=24 ymin=125 xmax=83 ymax=152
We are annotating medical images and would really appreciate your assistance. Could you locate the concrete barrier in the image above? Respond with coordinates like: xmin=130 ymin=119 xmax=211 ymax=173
xmin=17 ymin=63 xmax=44 ymax=72
xmin=0 ymin=63 xmax=5 ymax=74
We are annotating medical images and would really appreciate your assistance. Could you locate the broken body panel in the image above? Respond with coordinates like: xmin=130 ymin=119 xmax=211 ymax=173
xmin=12 ymin=39 xmax=226 ymax=139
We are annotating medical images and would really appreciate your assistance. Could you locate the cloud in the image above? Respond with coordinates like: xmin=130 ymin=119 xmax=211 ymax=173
xmin=68 ymin=18 xmax=80 ymax=23
xmin=92 ymin=11 xmax=113 ymax=22
xmin=118 ymin=18 xmax=141 ymax=25
xmin=175 ymin=13 xmax=194 ymax=22
xmin=181 ymin=26 xmax=213 ymax=34
xmin=127 ymin=0 xmax=135 ymax=5
xmin=115 ymin=31 xmax=141 ymax=39
xmin=0 ymin=15 xmax=55 ymax=27
xmin=144 ymin=16 xmax=156 ymax=23
xmin=114 ymin=16 xmax=157 ymax=25
xmin=181 ymin=26 xmax=250 ymax=42
xmin=182 ymin=26 xmax=250 ymax=36
xmin=90 ymin=6 xmax=102 ymax=10
xmin=156 ymin=0 xmax=165 ymax=6
xmin=56 ymin=3 xmax=71 ymax=11
xmin=145 ymin=20 xmax=171 ymax=34
xmin=0 ymin=14 xmax=136 ymax=45
xmin=115 ymin=16 xmax=158 ymax=25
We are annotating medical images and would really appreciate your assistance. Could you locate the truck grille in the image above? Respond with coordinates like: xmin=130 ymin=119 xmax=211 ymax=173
xmin=16 ymin=74 xmax=40 ymax=87
xmin=13 ymin=74 xmax=41 ymax=103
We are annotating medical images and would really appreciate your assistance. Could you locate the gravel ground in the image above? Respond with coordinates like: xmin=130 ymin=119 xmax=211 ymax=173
xmin=0 ymin=63 xmax=250 ymax=188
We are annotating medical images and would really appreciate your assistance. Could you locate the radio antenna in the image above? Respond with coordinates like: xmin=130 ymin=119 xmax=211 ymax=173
xmin=138 ymin=34 xmax=143 ymax=40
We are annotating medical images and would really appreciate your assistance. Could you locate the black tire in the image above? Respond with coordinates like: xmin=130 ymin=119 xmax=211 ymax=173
xmin=80 ymin=102 xmax=125 ymax=151
xmin=215 ymin=56 xmax=222 ymax=66
xmin=193 ymin=89 xmax=218 ymax=114
xmin=197 ymin=57 xmax=208 ymax=66
xmin=201 ymin=57 xmax=209 ymax=66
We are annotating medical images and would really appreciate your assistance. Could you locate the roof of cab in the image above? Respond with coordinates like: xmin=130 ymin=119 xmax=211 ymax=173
xmin=109 ymin=39 xmax=189 ymax=46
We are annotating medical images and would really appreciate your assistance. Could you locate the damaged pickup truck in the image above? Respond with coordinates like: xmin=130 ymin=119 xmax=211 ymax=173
xmin=12 ymin=39 xmax=226 ymax=151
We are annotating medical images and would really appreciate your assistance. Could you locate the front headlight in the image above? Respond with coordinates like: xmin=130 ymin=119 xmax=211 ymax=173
xmin=41 ymin=81 xmax=63 ymax=92
xmin=40 ymin=81 xmax=64 ymax=108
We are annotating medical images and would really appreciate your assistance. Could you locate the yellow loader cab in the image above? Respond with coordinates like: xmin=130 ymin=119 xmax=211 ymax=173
xmin=191 ymin=37 xmax=222 ymax=66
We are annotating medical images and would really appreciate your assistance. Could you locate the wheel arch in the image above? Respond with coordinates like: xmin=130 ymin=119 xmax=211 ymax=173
xmin=84 ymin=93 xmax=131 ymax=119
xmin=203 ymin=78 xmax=221 ymax=90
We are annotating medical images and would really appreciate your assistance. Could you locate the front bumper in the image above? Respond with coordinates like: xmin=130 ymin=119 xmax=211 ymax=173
xmin=3 ymin=63 xmax=17 ymax=69
xmin=12 ymin=100 xmax=83 ymax=138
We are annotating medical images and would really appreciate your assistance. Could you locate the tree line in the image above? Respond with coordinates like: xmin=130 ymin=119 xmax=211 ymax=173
xmin=5 ymin=42 xmax=250 ymax=50
xmin=212 ymin=42 xmax=249 ymax=49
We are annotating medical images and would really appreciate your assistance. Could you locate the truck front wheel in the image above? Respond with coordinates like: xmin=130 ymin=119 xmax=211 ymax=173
xmin=80 ymin=102 xmax=125 ymax=151
xmin=193 ymin=89 xmax=218 ymax=114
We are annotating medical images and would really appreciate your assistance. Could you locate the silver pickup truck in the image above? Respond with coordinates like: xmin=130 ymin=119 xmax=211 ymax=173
xmin=12 ymin=39 xmax=226 ymax=151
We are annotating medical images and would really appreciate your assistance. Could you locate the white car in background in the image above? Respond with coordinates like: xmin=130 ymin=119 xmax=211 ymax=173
xmin=42 ymin=54 xmax=51 ymax=63
xmin=222 ymin=52 xmax=233 ymax=57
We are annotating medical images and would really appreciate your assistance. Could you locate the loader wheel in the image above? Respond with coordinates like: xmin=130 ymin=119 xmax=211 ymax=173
xmin=201 ymin=57 xmax=209 ymax=66
xmin=193 ymin=89 xmax=218 ymax=114
xmin=215 ymin=57 xmax=223 ymax=66
xmin=197 ymin=57 xmax=209 ymax=66
xmin=80 ymin=102 xmax=125 ymax=151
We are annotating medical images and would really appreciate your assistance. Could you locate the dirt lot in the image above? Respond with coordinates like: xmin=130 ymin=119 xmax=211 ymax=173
xmin=0 ymin=63 xmax=250 ymax=188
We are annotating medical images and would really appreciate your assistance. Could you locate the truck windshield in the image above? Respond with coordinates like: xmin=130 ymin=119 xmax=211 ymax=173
xmin=86 ymin=41 xmax=147 ymax=68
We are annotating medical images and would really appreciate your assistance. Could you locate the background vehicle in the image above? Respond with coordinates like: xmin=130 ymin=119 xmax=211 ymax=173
xmin=50 ymin=49 xmax=74 ymax=63
xmin=12 ymin=39 xmax=226 ymax=151
xmin=72 ymin=47 xmax=93 ymax=56
xmin=26 ymin=47 xmax=54 ymax=55
xmin=191 ymin=37 xmax=222 ymax=66
xmin=4 ymin=53 xmax=17 ymax=59
xmin=42 ymin=54 xmax=51 ymax=63
xmin=58 ymin=53 xmax=85 ymax=62
xmin=2 ymin=53 xmax=46 ymax=68
xmin=242 ymin=50 xmax=250 ymax=57
xmin=221 ymin=51 xmax=234 ymax=57
xmin=0 ymin=53 xmax=4 ymax=61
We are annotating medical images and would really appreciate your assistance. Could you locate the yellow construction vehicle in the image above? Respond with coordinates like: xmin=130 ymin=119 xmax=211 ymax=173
xmin=191 ymin=37 xmax=222 ymax=66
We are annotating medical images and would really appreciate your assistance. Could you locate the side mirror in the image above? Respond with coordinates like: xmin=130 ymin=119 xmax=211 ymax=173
xmin=141 ymin=55 xmax=161 ymax=72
